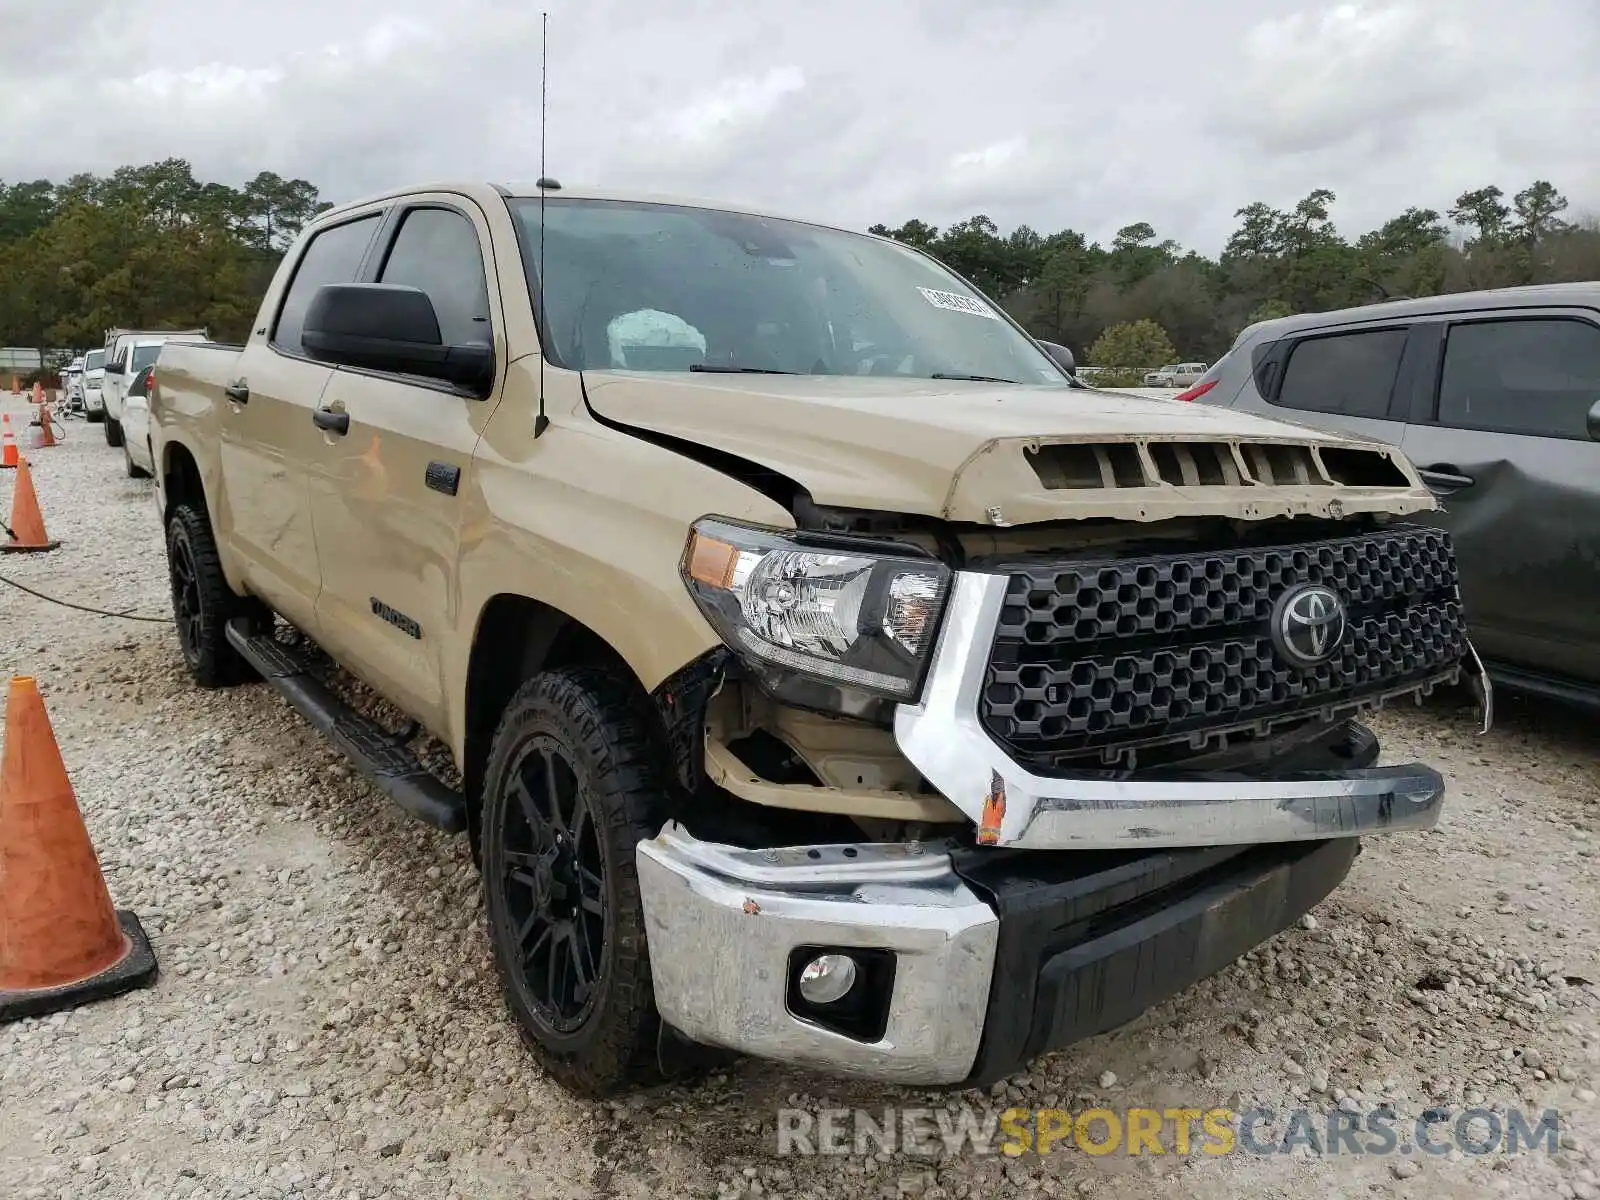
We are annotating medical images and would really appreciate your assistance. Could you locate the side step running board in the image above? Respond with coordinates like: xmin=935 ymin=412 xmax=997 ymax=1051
xmin=225 ymin=620 xmax=467 ymax=834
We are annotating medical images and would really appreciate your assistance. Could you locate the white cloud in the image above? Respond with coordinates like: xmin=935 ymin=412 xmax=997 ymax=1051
xmin=1 ymin=0 xmax=1596 ymax=252
xmin=950 ymin=138 xmax=1026 ymax=175
xmin=653 ymin=68 xmax=807 ymax=146
xmin=1222 ymin=3 xmax=1481 ymax=154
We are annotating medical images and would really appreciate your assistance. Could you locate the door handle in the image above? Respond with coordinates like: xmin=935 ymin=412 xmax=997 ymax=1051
xmin=312 ymin=408 xmax=350 ymax=435
xmin=224 ymin=382 xmax=249 ymax=404
xmin=1418 ymin=465 xmax=1475 ymax=493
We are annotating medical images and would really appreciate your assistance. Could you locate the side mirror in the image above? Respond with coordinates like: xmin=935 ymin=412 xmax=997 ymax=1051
xmin=105 ymin=361 xmax=123 ymax=375
xmin=302 ymin=283 xmax=494 ymax=391
xmin=1589 ymin=398 xmax=1600 ymax=442
xmin=1039 ymin=340 xmax=1077 ymax=377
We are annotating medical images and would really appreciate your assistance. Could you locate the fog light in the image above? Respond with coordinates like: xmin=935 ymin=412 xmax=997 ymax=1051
xmin=797 ymin=953 xmax=858 ymax=1005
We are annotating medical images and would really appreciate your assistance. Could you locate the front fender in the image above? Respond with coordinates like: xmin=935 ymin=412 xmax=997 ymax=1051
xmin=445 ymin=370 xmax=793 ymax=762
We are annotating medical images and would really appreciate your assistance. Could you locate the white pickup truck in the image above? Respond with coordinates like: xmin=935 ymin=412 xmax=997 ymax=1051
xmin=101 ymin=328 xmax=206 ymax=447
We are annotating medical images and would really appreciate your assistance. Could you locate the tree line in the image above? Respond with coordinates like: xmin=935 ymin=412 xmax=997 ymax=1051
xmin=0 ymin=160 xmax=330 ymax=377
xmin=1 ymin=160 xmax=1595 ymax=381
xmin=871 ymin=180 xmax=1598 ymax=373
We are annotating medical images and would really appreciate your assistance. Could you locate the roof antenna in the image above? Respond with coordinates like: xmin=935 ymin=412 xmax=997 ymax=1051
xmin=533 ymin=10 xmax=551 ymax=439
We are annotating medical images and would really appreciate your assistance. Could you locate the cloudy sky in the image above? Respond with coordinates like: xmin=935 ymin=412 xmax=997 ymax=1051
xmin=3 ymin=0 xmax=1596 ymax=253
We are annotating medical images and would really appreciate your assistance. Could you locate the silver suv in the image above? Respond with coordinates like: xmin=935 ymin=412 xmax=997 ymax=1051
xmin=1153 ymin=362 xmax=1207 ymax=388
xmin=1184 ymin=282 xmax=1600 ymax=706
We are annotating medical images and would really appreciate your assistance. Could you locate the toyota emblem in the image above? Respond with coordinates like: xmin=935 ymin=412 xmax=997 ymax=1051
xmin=1271 ymin=583 xmax=1347 ymax=668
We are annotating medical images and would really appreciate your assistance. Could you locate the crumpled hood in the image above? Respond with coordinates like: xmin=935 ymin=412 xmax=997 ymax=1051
xmin=582 ymin=372 xmax=1438 ymax=525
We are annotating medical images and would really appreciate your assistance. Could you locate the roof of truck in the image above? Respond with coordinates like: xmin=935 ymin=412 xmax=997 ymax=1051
xmin=316 ymin=181 xmax=857 ymax=237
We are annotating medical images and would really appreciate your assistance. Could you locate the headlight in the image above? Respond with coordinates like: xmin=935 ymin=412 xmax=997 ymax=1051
xmin=681 ymin=517 xmax=951 ymax=709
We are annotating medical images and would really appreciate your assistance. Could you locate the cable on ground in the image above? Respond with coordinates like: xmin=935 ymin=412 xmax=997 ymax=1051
xmin=0 ymin=571 xmax=173 ymax=623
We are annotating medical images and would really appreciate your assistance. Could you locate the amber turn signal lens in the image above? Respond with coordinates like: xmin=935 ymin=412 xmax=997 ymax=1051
xmin=685 ymin=531 xmax=739 ymax=590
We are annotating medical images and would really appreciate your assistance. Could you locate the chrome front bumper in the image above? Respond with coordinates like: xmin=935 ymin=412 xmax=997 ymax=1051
xmin=636 ymin=824 xmax=996 ymax=1085
xmin=893 ymin=571 xmax=1471 ymax=850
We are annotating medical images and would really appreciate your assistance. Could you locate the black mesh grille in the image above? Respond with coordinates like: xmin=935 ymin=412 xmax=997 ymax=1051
xmin=981 ymin=527 xmax=1466 ymax=770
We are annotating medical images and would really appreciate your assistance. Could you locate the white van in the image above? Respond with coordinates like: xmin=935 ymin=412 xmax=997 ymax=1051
xmin=102 ymin=328 xmax=206 ymax=446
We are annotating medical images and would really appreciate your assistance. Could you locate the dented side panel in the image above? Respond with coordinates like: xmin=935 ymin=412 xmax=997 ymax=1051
xmin=1399 ymin=422 xmax=1600 ymax=683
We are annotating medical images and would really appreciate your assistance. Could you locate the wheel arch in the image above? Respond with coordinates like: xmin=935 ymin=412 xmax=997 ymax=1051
xmin=160 ymin=437 xmax=209 ymax=521
xmin=461 ymin=593 xmax=663 ymax=848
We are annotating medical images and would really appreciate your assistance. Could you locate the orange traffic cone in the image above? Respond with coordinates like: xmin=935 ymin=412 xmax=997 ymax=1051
xmin=0 ymin=677 xmax=158 ymax=1021
xmin=36 ymin=402 xmax=56 ymax=449
xmin=0 ymin=413 xmax=16 ymax=469
xmin=1 ymin=458 xmax=60 ymax=553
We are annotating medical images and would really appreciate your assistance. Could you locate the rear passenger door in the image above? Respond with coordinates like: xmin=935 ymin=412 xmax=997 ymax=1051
xmin=1399 ymin=313 xmax=1600 ymax=684
xmin=1247 ymin=324 xmax=1415 ymax=447
xmin=307 ymin=196 xmax=503 ymax=731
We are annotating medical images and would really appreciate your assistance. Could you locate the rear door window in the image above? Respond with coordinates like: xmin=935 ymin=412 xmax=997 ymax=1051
xmin=273 ymin=214 xmax=383 ymax=355
xmin=1273 ymin=328 xmax=1408 ymax=419
xmin=1436 ymin=318 xmax=1600 ymax=440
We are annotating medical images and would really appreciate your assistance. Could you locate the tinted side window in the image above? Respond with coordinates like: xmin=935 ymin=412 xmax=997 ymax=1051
xmin=273 ymin=215 xmax=382 ymax=353
xmin=1274 ymin=328 xmax=1408 ymax=420
xmin=377 ymin=208 xmax=491 ymax=347
xmin=1438 ymin=318 xmax=1600 ymax=440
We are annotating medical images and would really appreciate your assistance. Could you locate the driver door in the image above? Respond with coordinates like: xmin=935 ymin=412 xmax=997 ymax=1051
xmin=307 ymin=197 xmax=504 ymax=731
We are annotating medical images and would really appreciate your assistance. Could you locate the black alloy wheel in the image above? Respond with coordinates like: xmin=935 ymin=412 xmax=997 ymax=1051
xmin=500 ymin=734 xmax=608 ymax=1033
xmin=164 ymin=503 xmax=266 ymax=687
xmin=480 ymin=667 xmax=668 ymax=1096
xmin=168 ymin=522 xmax=204 ymax=665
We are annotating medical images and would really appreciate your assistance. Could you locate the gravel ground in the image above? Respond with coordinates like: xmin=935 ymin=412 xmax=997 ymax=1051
xmin=2 ymin=392 xmax=1599 ymax=1200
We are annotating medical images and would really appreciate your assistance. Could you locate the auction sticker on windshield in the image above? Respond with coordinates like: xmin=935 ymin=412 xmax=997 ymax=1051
xmin=917 ymin=287 xmax=1000 ymax=319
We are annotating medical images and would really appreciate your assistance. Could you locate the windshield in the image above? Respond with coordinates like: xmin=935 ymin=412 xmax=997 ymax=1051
xmin=85 ymin=350 xmax=105 ymax=371
xmin=131 ymin=344 xmax=163 ymax=371
xmin=509 ymin=198 xmax=1066 ymax=384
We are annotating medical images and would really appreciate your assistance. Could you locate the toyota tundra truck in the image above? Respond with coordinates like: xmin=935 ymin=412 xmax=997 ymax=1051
xmin=149 ymin=181 xmax=1489 ymax=1097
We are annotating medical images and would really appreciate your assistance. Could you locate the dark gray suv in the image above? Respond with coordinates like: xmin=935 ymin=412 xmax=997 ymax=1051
xmin=1181 ymin=282 xmax=1600 ymax=707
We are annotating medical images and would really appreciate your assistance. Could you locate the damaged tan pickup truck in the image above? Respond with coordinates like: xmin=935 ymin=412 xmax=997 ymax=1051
xmin=149 ymin=182 xmax=1489 ymax=1096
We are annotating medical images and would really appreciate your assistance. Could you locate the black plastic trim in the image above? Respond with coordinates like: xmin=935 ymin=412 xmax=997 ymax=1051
xmin=649 ymin=648 xmax=730 ymax=794
xmin=784 ymin=945 xmax=897 ymax=1043
xmin=1483 ymin=658 xmax=1600 ymax=712
xmin=225 ymin=620 xmax=466 ymax=832
xmin=955 ymin=836 xmax=1357 ymax=1087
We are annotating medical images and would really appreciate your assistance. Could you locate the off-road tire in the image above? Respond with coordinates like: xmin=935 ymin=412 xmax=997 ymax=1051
xmin=104 ymin=414 xmax=124 ymax=447
xmin=480 ymin=667 xmax=668 ymax=1097
xmin=165 ymin=503 xmax=267 ymax=687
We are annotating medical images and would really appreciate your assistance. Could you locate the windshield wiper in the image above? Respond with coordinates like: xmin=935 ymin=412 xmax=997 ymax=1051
xmin=689 ymin=364 xmax=801 ymax=375
xmin=930 ymin=373 xmax=1021 ymax=384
